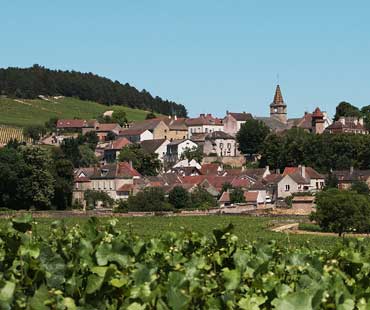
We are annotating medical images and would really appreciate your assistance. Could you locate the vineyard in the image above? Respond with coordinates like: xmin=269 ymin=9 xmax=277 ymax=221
xmin=1 ymin=215 xmax=370 ymax=309
xmin=0 ymin=125 xmax=31 ymax=145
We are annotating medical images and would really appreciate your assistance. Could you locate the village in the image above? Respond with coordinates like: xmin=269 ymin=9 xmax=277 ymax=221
xmin=42 ymin=85 xmax=369 ymax=214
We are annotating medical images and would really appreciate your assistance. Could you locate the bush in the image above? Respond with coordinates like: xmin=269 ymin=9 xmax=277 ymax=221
xmin=311 ymin=189 xmax=370 ymax=236
xmin=298 ymin=223 xmax=323 ymax=232
xmin=127 ymin=187 xmax=173 ymax=212
xmin=168 ymin=186 xmax=191 ymax=209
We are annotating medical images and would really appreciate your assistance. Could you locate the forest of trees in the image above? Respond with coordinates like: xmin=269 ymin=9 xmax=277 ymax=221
xmin=0 ymin=65 xmax=187 ymax=117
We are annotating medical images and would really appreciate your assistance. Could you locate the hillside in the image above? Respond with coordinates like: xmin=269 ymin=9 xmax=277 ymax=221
xmin=0 ymin=65 xmax=187 ymax=117
xmin=0 ymin=96 xmax=153 ymax=127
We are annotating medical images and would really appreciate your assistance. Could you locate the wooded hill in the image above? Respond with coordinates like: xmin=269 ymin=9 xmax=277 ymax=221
xmin=0 ymin=65 xmax=187 ymax=117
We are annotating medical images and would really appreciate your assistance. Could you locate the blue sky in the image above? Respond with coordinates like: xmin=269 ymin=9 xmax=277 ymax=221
xmin=1 ymin=1 xmax=370 ymax=117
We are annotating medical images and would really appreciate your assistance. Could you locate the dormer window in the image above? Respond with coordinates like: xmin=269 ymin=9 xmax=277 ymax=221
xmin=101 ymin=169 xmax=109 ymax=177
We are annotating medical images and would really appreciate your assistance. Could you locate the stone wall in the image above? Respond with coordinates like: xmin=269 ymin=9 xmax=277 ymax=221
xmin=202 ymin=155 xmax=245 ymax=167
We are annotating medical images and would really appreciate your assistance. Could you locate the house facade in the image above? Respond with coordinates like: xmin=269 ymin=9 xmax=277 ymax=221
xmin=166 ymin=139 xmax=199 ymax=164
xmin=119 ymin=129 xmax=153 ymax=143
xmin=223 ymin=112 xmax=253 ymax=136
xmin=325 ymin=117 xmax=368 ymax=134
xmin=95 ymin=123 xmax=122 ymax=141
xmin=140 ymin=139 xmax=170 ymax=162
xmin=186 ymin=114 xmax=223 ymax=138
xmin=203 ymin=131 xmax=238 ymax=157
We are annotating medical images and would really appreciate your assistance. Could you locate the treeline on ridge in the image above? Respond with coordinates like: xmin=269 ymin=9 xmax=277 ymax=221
xmin=0 ymin=65 xmax=187 ymax=117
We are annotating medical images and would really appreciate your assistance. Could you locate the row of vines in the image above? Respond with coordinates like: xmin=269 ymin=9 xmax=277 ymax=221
xmin=0 ymin=216 xmax=369 ymax=309
xmin=0 ymin=126 xmax=30 ymax=145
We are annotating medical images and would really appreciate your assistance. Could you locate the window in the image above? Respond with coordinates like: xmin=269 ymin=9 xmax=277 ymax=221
xmin=205 ymin=128 xmax=208 ymax=133
xmin=220 ymin=143 xmax=223 ymax=148
xmin=285 ymin=185 xmax=290 ymax=191
xmin=316 ymin=182 xmax=319 ymax=189
xmin=227 ymin=143 xmax=231 ymax=149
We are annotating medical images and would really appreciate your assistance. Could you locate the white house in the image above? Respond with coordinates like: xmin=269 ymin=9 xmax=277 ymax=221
xmin=203 ymin=131 xmax=238 ymax=157
xmin=166 ymin=139 xmax=198 ymax=163
xmin=119 ymin=128 xmax=153 ymax=143
xmin=186 ymin=114 xmax=224 ymax=138
xmin=140 ymin=139 xmax=170 ymax=162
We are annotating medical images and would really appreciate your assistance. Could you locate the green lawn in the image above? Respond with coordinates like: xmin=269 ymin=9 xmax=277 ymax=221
xmin=0 ymin=215 xmax=351 ymax=249
xmin=0 ymin=97 xmax=152 ymax=127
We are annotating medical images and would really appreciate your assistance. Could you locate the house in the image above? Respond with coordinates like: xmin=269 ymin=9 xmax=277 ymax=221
xmin=104 ymin=137 xmax=131 ymax=162
xmin=140 ymin=139 xmax=170 ymax=162
xmin=160 ymin=116 xmax=188 ymax=140
xmin=277 ymin=165 xmax=325 ymax=198
xmin=127 ymin=119 xmax=170 ymax=140
xmin=332 ymin=167 xmax=370 ymax=190
xmin=73 ymin=167 xmax=95 ymax=204
xmin=56 ymin=119 xmax=96 ymax=134
xmin=95 ymin=123 xmax=122 ymax=141
xmin=165 ymin=139 xmax=198 ymax=164
xmin=119 ymin=128 xmax=153 ymax=143
xmin=79 ymin=162 xmax=141 ymax=202
xmin=203 ymin=131 xmax=238 ymax=157
xmin=325 ymin=117 xmax=368 ymax=134
xmin=169 ymin=159 xmax=202 ymax=176
xmin=218 ymin=190 xmax=261 ymax=207
xmin=186 ymin=114 xmax=223 ymax=138
xmin=223 ymin=112 xmax=253 ymax=136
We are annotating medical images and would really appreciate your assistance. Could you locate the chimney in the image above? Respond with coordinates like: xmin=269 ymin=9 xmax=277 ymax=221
xmin=350 ymin=166 xmax=354 ymax=174
xmin=299 ymin=165 xmax=306 ymax=178
xmin=276 ymin=168 xmax=281 ymax=174
xmin=359 ymin=118 xmax=364 ymax=126
xmin=129 ymin=160 xmax=133 ymax=169
xmin=200 ymin=113 xmax=205 ymax=118
xmin=226 ymin=110 xmax=229 ymax=115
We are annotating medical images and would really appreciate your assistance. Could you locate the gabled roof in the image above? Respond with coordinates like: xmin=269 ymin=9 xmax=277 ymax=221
xmin=186 ymin=114 xmax=223 ymax=126
xmin=117 ymin=184 xmax=134 ymax=192
xmin=95 ymin=123 xmax=121 ymax=132
xmin=168 ymin=139 xmax=195 ymax=146
xmin=231 ymin=177 xmax=252 ymax=188
xmin=91 ymin=162 xmax=141 ymax=179
xmin=205 ymin=131 xmax=235 ymax=140
xmin=200 ymin=163 xmax=221 ymax=175
xmin=105 ymin=137 xmax=131 ymax=150
xmin=288 ymin=172 xmax=310 ymax=185
xmin=244 ymin=191 xmax=258 ymax=202
xmin=218 ymin=191 xmax=230 ymax=203
xmin=141 ymin=139 xmax=168 ymax=153
xmin=228 ymin=112 xmax=253 ymax=122
xmin=129 ymin=119 xmax=168 ymax=131
xmin=119 ymin=128 xmax=150 ymax=136
xmin=283 ymin=166 xmax=324 ymax=179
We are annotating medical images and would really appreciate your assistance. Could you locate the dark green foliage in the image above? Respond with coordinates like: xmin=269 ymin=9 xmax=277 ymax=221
xmin=311 ymin=189 xmax=370 ymax=236
xmin=351 ymin=180 xmax=370 ymax=195
xmin=60 ymin=137 xmax=98 ymax=167
xmin=145 ymin=112 xmax=157 ymax=119
xmin=190 ymin=186 xmax=217 ymax=209
xmin=260 ymin=129 xmax=370 ymax=172
xmin=44 ymin=117 xmax=58 ymax=132
xmin=83 ymin=131 xmax=99 ymax=150
xmin=105 ymin=131 xmax=116 ymax=141
xmin=334 ymin=101 xmax=362 ymax=120
xmin=111 ymin=110 xmax=128 ymax=126
xmin=180 ymin=146 xmax=203 ymax=163
xmin=5 ymin=138 xmax=24 ymax=149
xmin=236 ymin=119 xmax=270 ymax=155
xmin=324 ymin=172 xmax=339 ymax=190
xmin=23 ymin=125 xmax=46 ymax=144
xmin=1 ymin=216 xmax=370 ymax=309
xmin=127 ymin=187 xmax=172 ymax=211
xmin=0 ymin=65 xmax=187 ymax=117
xmin=84 ymin=190 xmax=114 ymax=209
xmin=168 ymin=186 xmax=191 ymax=209
xmin=230 ymin=187 xmax=245 ymax=204
xmin=118 ymin=144 xmax=161 ymax=176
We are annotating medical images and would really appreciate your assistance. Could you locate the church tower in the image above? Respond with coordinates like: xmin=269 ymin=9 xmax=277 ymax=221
xmin=270 ymin=85 xmax=287 ymax=123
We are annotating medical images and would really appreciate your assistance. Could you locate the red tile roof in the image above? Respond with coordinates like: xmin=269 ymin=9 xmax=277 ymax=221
xmin=244 ymin=191 xmax=258 ymax=202
xmin=120 ymin=128 xmax=149 ymax=136
xmin=231 ymin=178 xmax=252 ymax=188
xmin=218 ymin=191 xmax=230 ymax=203
xmin=117 ymin=184 xmax=134 ymax=191
xmin=117 ymin=162 xmax=141 ymax=178
xmin=95 ymin=123 xmax=120 ymax=132
xmin=107 ymin=137 xmax=131 ymax=150
xmin=200 ymin=163 xmax=220 ymax=175
xmin=312 ymin=107 xmax=324 ymax=118
xmin=228 ymin=112 xmax=253 ymax=121
xmin=186 ymin=114 xmax=223 ymax=126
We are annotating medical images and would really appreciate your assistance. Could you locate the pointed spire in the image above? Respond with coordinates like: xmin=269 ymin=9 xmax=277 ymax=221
xmin=272 ymin=84 xmax=284 ymax=105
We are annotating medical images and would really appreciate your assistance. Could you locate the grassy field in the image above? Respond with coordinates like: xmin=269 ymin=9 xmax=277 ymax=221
xmin=0 ymin=96 xmax=153 ymax=127
xmin=0 ymin=215 xmax=352 ymax=249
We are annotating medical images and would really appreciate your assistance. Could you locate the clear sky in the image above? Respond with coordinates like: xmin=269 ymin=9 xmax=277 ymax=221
xmin=1 ymin=0 xmax=370 ymax=118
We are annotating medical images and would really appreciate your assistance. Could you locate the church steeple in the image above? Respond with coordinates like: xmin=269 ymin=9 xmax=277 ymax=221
xmin=270 ymin=84 xmax=287 ymax=123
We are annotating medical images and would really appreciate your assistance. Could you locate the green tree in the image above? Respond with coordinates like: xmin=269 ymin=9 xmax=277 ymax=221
xmin=181 ymin=146 xmax=203 ymax=163
xmin=334 ymin=101 xmax=361 ymax=120
xmin=168 ymin=186 xmax=191 ymax=209
xmin=311 ymin=189 xmax=370 ymax=236
xmin=106 ymin=131 xmax=116 ymax=141
xmin=230 ymin=187 xmax=245 ymax=204
xmin=23 ymin=125 xmax=46 ymax=144
xmin=112 ymin=110 xmax=128 ymax=126
xmin=78 ymin=145 xmax=98 ymax=167
xmin=361 ymin=105 xmax=370 ymax=130
xmin=118 ymin=144 xmax=161 ymax=176
xmin=84 ymin=190 xmax=114 ymax=209
xmin=351 ymin=180 xmax=370 ymax=195
xmin=145 ymin=112 xmax=156 ymax=119
xmin=236 ymin=119 xmax=270 ymax=156
xmin=190 ymin=186 xmax=217 ymax=209
xmin=324 ymin=172 xmax=339 ymax=190
xmin=127 ymin=187 xmax=172 ymax=211
xmin=45 ymin=117 xmax=58 ymax=132
xmin=83 ymin=131 xmax=99 ymax=150
xmin=18 ymin=146 xmax=55 ymax=210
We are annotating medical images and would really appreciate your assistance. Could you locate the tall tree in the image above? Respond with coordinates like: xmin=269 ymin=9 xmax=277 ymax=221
xmin=168 ymin=186 xmax=191 ymax=209
xmin=334 ymin=101 xmax=361 ymax=120
xmin=236 ymin=119 xmax=270 ymax=156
